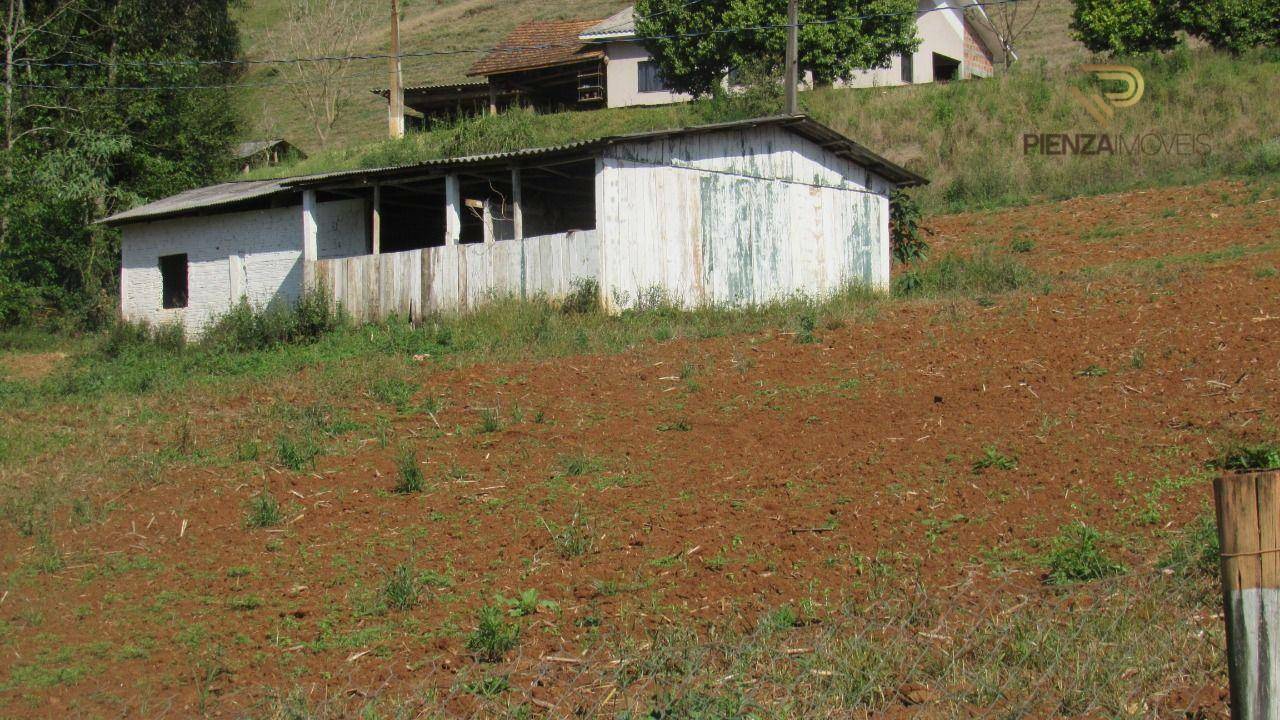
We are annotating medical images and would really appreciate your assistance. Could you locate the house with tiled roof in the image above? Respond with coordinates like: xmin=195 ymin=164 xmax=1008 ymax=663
xmin=386 ymin=2 xmax=1011 ymax=126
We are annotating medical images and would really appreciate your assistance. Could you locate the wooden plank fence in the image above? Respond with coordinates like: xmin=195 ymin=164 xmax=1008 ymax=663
xmin=308 ymin=229 xmax=600 ymax=323
xmin=1216 ymin=468 xmax=1280 ymax=720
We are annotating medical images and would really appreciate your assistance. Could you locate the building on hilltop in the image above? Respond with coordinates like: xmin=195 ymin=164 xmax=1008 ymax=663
xmin=384 ymin=2 xmax=1010 ymax=128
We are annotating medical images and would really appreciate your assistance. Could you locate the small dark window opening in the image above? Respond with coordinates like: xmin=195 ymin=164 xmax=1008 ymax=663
xmin=901 ymin=53 xmax=914 ymax=84
xmin=932 ymin=53 xmax=961 ymax=82
xmin=638 ymin=60 xmax=667 ymax=93
xmin=159 ymin=253 xmax=188 ymax=309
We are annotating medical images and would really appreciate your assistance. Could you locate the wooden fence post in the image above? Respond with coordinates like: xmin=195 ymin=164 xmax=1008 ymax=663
xmin=1215 ymin=469 xmax=1280 ymax=720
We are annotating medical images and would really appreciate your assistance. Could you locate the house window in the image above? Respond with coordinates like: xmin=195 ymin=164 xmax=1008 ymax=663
xmin=159 ymin=253 xmax=188 ymax=309
xmin=932 ymin=53 xmax=961 ymax=82
xmin=901 ymin=52 xmax=914 ymax=84
xmin=638 ymin=60 xmax=667 ymax=93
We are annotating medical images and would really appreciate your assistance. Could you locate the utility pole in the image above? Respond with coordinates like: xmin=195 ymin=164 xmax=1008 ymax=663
xmin=388 ymin=0 xmax=405 ymax=139
xmin=784 ymin=0 xmax=798 ymax=115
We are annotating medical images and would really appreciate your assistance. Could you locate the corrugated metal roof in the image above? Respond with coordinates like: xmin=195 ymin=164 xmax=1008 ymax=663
xmin=233 ymin=140 xmax=289 ymax=159
xmin=283 ymin=116 xmax=926 ymax=189
xmin=371 ymin=81 xmax=489 ymax=98
xmin=101 ymin=178 xmax=298 ymax=226
xmin=580 ymin=7 xmax=635 ymax=39
xmin=467 ymin=20 xmax=604 ymax=77
xmin=103 ymin=115 xmax=925 ymax=226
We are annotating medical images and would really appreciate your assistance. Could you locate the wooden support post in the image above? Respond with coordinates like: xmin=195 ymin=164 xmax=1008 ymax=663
xmin=302 ymin=189 xmax=318 ymax=289
xmin=488 ymin=82 xmax=499 ymax=116
xmin=1216 ymin=469 xmax=1280 ymax=720
xmin=444 ymin=174 xmax=461 ymax=245
xmin=511 ymin=167 xmax=523 ymax=241
xmin=372 ymin=183 xmax=383 ymax=255
xmin=784 ymin=0 xmax=798 ymax=115
xmin=388 ymin=0 xmax=405 ymax=139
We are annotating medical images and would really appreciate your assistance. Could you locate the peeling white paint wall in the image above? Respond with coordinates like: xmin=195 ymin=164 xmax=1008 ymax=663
xmin=120 ymin=198 xmax=366 ymax=336
xmin=596 ymin=126 xmax=891 ymax=312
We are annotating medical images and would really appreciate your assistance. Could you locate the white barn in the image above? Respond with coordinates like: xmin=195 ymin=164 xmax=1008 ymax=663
xmin=104 ymin=116 xmax=925 ymax=337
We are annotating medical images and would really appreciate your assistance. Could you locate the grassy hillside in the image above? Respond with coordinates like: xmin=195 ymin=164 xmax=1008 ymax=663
xmin=232 ymin=0 xmax=633 ymax=150
xmin=248 ymin=47 xmax=1280 ymax=215
xmin=230 ymin=0 xmax=1081 ymax=152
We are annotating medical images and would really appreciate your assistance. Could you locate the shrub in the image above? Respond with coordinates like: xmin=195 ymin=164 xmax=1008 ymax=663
xmin=890 ymin=190 xmax=928 ymax=265
xmin=1045 ymin=522 xmax=1126 ymax=584
xmin=561 ymin=278 xmax=601 ymax=315
xmin=466 ymin=605 xmax=521 ymax=662
xmin=1070 ymin=0 xmax=1180 ymax=55
xmin=383 ymin=563 xmax=420 ymax=611
xmin=1215 ymin=439 xmax=1280 ymax=471
xmin=202 ymin=291 xmax=341 ymax=353
xmin=893 ymin=250 xmax=1038 ymax=299
xmin=394 ymin=450 xmax=426 ymax=493
xmin=97 ymin=320 xmax=184 ymax=359
xmin=245 ymin=491 xmax=283 ymax=529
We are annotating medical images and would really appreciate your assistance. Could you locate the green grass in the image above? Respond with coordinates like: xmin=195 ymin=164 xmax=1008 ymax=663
xmin=394 ymin=450 xmax=426 ymax=493
xmin=244 ymin=491 xmax=284 ymax=529
xmin=243 ymin=47 xmax=1280 ymax=218
xmin=1044 ymin=522 xmax=1127 ymax=584
xmin=382 ymin=563 xmax=420 ymax=611
xmin=465 ymin=605 xmax=521 ymax=663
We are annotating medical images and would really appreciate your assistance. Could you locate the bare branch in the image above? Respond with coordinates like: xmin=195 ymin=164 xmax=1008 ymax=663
xmin=266 ymin=0 xmax=378 ymax=148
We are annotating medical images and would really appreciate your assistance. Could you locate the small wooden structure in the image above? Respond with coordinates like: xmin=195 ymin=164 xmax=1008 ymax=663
xmin=232 ymin=139 xmax=305 ymax=174
xmin=1216 ymin=468 xmax=1280 ymax=720
xmin=105 ymin=116 xmax=924 ymax=337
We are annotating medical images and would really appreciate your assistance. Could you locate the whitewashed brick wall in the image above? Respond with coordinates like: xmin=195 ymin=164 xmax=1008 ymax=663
xmin=120 ymin=197 xmax=366 ymax=337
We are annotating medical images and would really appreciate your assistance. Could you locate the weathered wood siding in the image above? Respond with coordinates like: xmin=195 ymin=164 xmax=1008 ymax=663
xmin=309 ymin=230 xmax=600 ymax=322
xmin=596 ymin=125 xmax=891 ymax=311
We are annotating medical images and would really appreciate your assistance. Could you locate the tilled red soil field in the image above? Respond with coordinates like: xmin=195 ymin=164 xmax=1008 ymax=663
xmin=1 ymin=179 xmax=1278 ymax=718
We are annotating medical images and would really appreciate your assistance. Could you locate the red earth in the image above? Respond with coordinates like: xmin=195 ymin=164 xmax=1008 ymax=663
xmin=1 ymin=179 xmax=1277 ymax=717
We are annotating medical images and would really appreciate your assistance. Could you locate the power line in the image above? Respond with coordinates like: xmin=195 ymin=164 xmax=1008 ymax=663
xmin=4 ymin=0 xmax=1018 ymax=76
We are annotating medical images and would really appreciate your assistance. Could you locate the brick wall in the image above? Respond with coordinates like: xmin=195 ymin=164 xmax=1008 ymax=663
xmin=964 ymin=18 xmax=995 ymax=78
xmin=120 ymin=198 xmax=366 ymax=337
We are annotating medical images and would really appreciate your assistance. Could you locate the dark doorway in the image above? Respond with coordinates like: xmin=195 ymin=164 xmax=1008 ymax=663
xmin=159 ymin=253 xmax=188 ymax=309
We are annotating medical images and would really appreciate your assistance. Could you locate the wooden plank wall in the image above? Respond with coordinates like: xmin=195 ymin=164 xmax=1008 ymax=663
xmin=309 ymin=229 xmax=600 ymax=323
xmin=596 ymin=126 xmax=890 ymax=312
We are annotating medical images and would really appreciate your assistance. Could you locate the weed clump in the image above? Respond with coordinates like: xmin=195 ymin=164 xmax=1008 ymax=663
xmin=542 ymin=508 xmax=594 ymax=559
xmin=1045 ymin=522 xmax=1126 ymax=584
xmin=245 ymin=491 xmax=283 ymax=529
xmin=972 ymin=445 xmax=1017 ymax=473
xmin=893 ymin=250 xmax=1039 ymax=299
xmin=1214 ymin=438 xmax=1280 ymax=472
xmin=466 ymin=605 xmax=521 ymax=662
xmin=394 ymin=450 xmax=425 ymax=494
xmin=383 ymin=563 xmax=420 ymax=611
xmin=275 ymin=434 xmax=319 ymax=471
xmin=561 ymin=278 xmax=601 ymax=315
xmin=203 ymin=292 xmax=341 ymax=353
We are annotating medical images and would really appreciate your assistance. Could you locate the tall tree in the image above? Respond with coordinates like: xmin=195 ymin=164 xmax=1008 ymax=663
xmin=0 ymin=0 xmax=242 ymax=325
xmin=268 ymin=0 xmax=376 ymax=148
xmin=634 ymin=0 xmax=919 ymax=98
